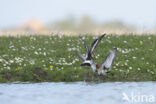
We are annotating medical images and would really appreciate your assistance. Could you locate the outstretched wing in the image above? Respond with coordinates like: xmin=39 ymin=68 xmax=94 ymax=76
xmin=76 ymin=51 xmax=86 ymax=61
xmin=79 ymin=37 xmax=89 ymax=54
xmin=90 ymin=34 xmax=106 ymax=57
xmin=102 ymin=48 xmax=117 ymax=70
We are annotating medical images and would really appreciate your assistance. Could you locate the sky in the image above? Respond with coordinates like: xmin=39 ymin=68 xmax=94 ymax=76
xmin=0 ymin=0 xmax=156 ymax=30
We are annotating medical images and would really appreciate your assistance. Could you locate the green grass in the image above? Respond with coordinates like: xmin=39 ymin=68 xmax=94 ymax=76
xmin=0 ymin=34 xmax=156 ymax=82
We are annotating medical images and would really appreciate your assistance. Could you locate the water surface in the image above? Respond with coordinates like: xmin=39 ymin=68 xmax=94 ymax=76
xmin=0 ymin=82 xmax=156 ymax=104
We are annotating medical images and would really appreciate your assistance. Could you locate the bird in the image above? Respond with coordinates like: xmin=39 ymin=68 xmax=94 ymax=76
xmin=77 ymin=34 xmax=106 ymax=71
xmin=95 ymin=48 xmax=117 ymax=75
xmin=77 ymin=34 xmax=117 ymax=75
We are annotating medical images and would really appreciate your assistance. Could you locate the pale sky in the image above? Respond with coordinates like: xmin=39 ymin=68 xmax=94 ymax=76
xmin=0 ymin=0 xmax=156 ymax=29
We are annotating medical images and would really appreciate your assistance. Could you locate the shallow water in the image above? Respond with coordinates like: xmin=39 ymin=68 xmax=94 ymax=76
xmin=0 ymin=82 xmax=156 ymax=104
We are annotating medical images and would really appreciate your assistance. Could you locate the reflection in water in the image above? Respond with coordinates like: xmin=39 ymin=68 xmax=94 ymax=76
xmin=0 ymin=82 xmax=156 ymax=104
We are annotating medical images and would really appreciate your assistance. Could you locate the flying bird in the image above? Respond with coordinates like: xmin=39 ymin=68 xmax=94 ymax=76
xmin=77 ymin=34 xmax=117 ymax=75
xmin=95 ymin=48 xmax=117 ymax=75
xmin=77 ymin=34 xmax=105 ymax=71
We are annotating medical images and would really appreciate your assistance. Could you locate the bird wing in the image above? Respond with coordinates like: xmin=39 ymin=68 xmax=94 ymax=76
xmin=79 ymin=37 xmax=89 ymax=54
xmin=76 ymin=51 xmax=86 ymax=61
xmin=102 ymin=48 xmax=117 ymax=70
xmin=90 ymin=34 xmax=106 ymax=58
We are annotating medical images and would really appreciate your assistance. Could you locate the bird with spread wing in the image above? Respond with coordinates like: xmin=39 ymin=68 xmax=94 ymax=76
xmin=76 ymin=34 xmax=117 ymax=75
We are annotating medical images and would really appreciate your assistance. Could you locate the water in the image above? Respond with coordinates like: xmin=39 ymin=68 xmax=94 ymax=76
xmin=0 ymin=82 xmax=156 ymax=104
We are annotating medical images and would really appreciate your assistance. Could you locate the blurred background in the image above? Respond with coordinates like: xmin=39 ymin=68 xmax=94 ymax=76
xmin=0 ymin=0 xmax=156 ymax=35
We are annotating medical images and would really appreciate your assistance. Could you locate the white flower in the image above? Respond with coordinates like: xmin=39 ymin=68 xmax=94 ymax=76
xmin=151 ymin=71 xmax=154 ymax=74
xmin=123 ymin=40 xmax=127 ymax=43
xmin=141 ymin=57 xmax=144 ymax=60
xmin=43 ymin=52 xmax=46 ymax=56
xmin=9 ymin=60 xmax=14 ymax=63
xmin=148 ymin=37 xmax=151 ymax=40
xmin=34 ymin=51 xmax=38 ymax=55
xmin=30 ymin=59 xmax=35 ymax=65
xmin=126 ymin=60 xmax=129 ymax=62
xmin=129 ymin=67 xmax=132 ymax=70
xmin=14 ymin=57 xmax=23 ymax=63
xmin=115 ymin=69 xmax=118 ymax=71
xmin=38 ymin=48 xmax=42 ymax=51
xmin=137 ymin=68 xmax=141 ymax=70
xmin=125 ymin=62 xmax=128 ymax=66
xmin=45 ymin=41 xmax=49 ymax=44
xmin=67 ymin=47 xmax=77 ymax=51
xmin=6 ymin=66 xmax=11 ymax=70
xmin=0 ymin=59 xmax=4 ymax=62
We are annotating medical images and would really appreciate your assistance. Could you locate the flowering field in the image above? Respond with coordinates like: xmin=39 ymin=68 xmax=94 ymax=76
xmin=0 ymin=34 xmax=155 ymax=82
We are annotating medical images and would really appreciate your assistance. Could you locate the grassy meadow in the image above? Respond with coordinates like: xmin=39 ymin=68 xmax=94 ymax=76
xmin=0 ymin=34 xmax=155 ymax=82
